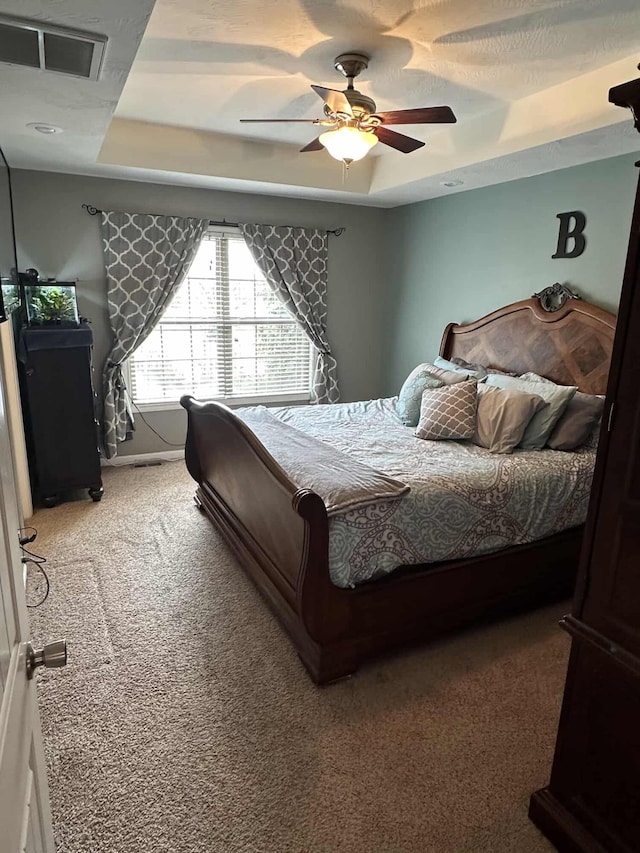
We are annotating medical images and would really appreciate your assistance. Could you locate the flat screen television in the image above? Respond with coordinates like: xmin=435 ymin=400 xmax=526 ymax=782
xmin=0 ymin=146 xmax=19 ymax=319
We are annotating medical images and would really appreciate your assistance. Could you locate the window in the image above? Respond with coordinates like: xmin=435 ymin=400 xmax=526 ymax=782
xmin=128 ymin=230 xmax=312 ymax=407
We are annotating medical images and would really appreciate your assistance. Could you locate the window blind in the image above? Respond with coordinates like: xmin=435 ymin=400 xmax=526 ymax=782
xmin=129 ymin=231 xmax=312 ymax=405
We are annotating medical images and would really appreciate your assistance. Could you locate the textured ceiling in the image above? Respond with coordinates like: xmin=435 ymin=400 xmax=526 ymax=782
xmin=0 ymin=0 xmax=155 ymax=175
xmin=0 ymin=0 xmax=639 ymax=205
xmin=116 ymin=0 xmax=640 ymax=143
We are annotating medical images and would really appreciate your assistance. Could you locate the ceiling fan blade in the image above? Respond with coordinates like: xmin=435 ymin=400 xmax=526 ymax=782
xmin=300 ymin=137 xmax=324 ymax=153
xmin=240 ymin=118 xmax=321 ymax=123
xmin=311 ymin=85 xmax=353 ymax=117
xmin=375 ymin=106 xmax=457 ymax=125
xmin=374 ymin=126 xmax=425 ymax=153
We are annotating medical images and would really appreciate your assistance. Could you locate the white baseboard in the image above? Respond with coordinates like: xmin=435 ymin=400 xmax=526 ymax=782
xmin=101 ymin=449 xmax=185 ymax=467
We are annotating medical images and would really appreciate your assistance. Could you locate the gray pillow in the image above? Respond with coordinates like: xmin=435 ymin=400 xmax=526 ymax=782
xmin=519 ymin=373 xmax=605 ymax=451
xmin=397 ymin=365 xmax=445 ymax=426
xmin=485 ymin=374 xmax=577 ymax=450
xmin=547 ymin=392 xmax=605 ymax=451
xmin=434 ymin=355 xmax=487 ymax=380
xmin=474 ymin=384 xmax=547 ymax=454
xmin=581 ymin=401 xmax=606 ymax=451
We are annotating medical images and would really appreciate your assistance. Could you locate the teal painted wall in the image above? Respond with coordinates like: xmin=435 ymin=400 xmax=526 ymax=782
xmin=384 ymin=152 xmax=638 ymax=395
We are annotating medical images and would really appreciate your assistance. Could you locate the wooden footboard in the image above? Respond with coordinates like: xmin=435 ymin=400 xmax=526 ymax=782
xmin=181 ymin=396 xmax=355 ymax=681
xmin=181 ymin=395 xmax=581 ymax=684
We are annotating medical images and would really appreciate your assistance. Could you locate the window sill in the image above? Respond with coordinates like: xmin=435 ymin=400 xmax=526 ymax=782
xmin=134 ymin=394 xmax=311 ymax=413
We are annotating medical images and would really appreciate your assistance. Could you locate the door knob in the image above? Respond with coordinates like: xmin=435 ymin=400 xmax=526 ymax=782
xmin=26 ymin=639 xmax=67 ymax=679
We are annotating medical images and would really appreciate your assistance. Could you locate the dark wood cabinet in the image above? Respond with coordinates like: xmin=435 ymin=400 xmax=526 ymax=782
xmin=20 ymin=323 xmax=103 ymax=506
xmin=529 ymin=75 xmax=640 ymax=853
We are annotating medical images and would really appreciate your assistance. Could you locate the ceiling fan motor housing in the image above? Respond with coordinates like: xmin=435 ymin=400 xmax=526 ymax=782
xmin=334 ymin=53 xmax=369 ymax=81
xmin=345 ymin=89 xmax=377 ymax=117
xmin=333 ymin=54 xmax=377 ymax=117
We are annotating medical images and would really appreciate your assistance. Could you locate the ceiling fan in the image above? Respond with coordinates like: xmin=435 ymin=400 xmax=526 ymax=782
xmin=240 ymin=53 xmax=457 ymax=165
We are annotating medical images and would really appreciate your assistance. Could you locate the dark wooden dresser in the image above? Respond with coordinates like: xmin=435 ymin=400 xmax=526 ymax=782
xmin=529 ymin=74 xmax=640 ymax=852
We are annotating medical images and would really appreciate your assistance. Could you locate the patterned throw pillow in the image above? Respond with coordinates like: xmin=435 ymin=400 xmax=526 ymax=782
xmin=424 ymin=364 xmax=469 ymax=384
xmin=415 ymin=380 xmax=478 ymax=441
xmin=434 ymin=355 xmax=487 ymax=380
xmin=450 ymin=356 xmax=490 ymax=380
xmin=397 ymin=365 xmax=445 ymax=427
xmin=486 ymin=367 xmax=518 ymax=377
xmin=519 ymin=372 xmax=554 ymax=384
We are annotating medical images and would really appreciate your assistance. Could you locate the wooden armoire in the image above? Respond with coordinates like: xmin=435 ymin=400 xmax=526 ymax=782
xmin=529 ymin=73 xmax=640 ymax=852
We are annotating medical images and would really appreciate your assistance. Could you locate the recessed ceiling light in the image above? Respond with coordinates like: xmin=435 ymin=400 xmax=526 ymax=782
xmin=441 ymin=179 xmax=464 ymax=187
xmin=26 ymin=123 xmax=63 ymax=135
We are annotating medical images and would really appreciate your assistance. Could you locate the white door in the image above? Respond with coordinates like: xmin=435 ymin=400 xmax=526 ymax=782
xmin=0 ymin=321 xmax=56 ymax=853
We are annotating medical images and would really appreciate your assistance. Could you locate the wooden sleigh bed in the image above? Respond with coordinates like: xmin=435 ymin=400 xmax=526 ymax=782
xmin=181 ymin=291 xmax=616 ymax=684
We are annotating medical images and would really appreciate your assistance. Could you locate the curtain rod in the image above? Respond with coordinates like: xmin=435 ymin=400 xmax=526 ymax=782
xmin=81 ymin=204 xmax=345 ymax=236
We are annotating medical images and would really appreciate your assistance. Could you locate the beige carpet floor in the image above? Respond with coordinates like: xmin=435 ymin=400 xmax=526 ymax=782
xmin=28 ymin=460 xmax=566 ymax=853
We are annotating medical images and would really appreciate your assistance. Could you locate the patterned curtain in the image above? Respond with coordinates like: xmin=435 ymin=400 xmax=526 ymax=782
xmin=100 ymin=212 xmax=208 ymax=459
xmin=239 ymin=224 xmax=339 ymax=404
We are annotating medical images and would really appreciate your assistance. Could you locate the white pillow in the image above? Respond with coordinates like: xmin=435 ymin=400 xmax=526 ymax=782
xmin=484 ymin=374 xmax=577 ymax=450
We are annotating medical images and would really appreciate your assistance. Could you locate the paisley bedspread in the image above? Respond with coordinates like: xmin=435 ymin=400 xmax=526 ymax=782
xmin=238 ymin=398 xmax=596 ymax=589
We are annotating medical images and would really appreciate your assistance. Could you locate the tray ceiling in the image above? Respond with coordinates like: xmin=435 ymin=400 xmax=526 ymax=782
xmin=1 ymin=0 xmax=639 ymax=206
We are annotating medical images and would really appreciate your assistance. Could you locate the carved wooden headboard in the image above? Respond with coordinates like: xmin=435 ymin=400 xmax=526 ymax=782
xmin=440 ymin=287 xmax=617 ymax=395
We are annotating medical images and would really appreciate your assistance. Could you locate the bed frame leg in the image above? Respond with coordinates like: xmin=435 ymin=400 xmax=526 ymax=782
xmin=298 ymin=645 xmax=359 ymax=686
xmin=298 ymin=654 xmax=357 ymax=686
xmin=320 ymin=670 xmax=355 ymax=687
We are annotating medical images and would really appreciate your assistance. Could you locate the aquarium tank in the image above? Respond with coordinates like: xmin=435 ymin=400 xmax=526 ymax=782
xmin=25 ymin=281 xmax=79 ymax=327
xmin=1 ymin=278 xmax=19 ymax=316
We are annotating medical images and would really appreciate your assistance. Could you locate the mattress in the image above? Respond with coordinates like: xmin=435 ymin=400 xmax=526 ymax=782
xmin=243 ymin=398 xmax=597 ymax=589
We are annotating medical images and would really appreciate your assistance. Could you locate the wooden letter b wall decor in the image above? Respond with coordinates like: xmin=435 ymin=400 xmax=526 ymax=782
xmin=552 ymin=211 xmax=587 ymax=259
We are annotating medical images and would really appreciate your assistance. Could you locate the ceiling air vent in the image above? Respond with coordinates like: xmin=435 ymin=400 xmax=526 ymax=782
xmin=0 ymin=16 xmax=106 ymax=80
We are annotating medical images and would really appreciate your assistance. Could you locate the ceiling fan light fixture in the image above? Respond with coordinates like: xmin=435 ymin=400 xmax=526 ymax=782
xmin=241 ymin=52 xmax=457 ymax=164
xmin=318 ymin=125 xmax=378 ymax=163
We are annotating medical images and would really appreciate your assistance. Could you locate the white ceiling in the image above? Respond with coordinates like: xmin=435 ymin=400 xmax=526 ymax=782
xmin=1 ymin=0 xmax=639 ymax=206
xmin=0 ymin=0 xmax=156 ymax=176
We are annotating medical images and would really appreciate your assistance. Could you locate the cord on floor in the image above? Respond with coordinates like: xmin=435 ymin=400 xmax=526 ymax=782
xmin=20 ymin=527 xmax=50 ymax=608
